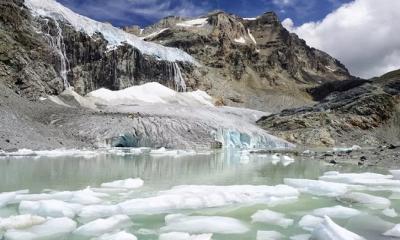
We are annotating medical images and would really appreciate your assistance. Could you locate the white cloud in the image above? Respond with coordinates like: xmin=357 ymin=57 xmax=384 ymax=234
xmin=283 ymin=0 xmax=400 ymax=78
xmin=273 ymin=0 xmax=295 ymax=7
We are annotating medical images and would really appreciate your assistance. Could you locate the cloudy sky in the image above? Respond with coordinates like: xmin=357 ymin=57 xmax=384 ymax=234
xmin=58 ymin=0 xmax=400 ymax=78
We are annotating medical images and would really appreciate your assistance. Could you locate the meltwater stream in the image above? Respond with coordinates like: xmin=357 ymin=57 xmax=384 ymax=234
xmin=0 ymin=149 xmax=399 ymax=240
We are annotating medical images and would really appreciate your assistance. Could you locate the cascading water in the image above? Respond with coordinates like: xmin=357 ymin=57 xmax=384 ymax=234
xmin=42 ymin=19 xmax=71 ymax=89
xmin=172 ymin=62 xmax=187 ymax=92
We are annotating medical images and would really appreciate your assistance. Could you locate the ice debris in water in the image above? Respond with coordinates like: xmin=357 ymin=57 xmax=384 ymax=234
xmin=311 ymin=216 xmax=365 ymax=240
xmin=383 ymin=224 xmax=400 ymax=238
xmin=0 ymin=192 xmax=17 ymax=208
xmin=312 ymin=205 xmax=361 ymax=219
xmin=74 ymin=215 xmax=132 ymax=237
xmin=100 ymin=178 xmax=144 ymax=189
xmin=319 ymin=171 xmax=398 ymax=186
xmin=96 ymin=231 xmax=137 ymax=240
xmin=382 ymin=208 xmax=398 ymax=217
xmin=160 ymin=214 xmax=249 ymax=234
xmin=24 ymin=0 xmax=197 ymax=63
xmin=283 ymin=178 xmax=363 ymax=197
xmin=19 ymin=199 xmax=82 ymax=218
xmin=298 ymin=215 xmax=324 ymax=232
xmin=389 ymin=170 xmax=400 ymax=179
xmin=340 ymin=192 xmax=391 ymax=210
xmin=4 ymin=217 xmax=76 ymax=240
xmin=0 ymin=215 xmax=45 ymax=230
xmin=256 ymin=230 xmax=285 ymax=240
xmin=159 ymin=232 xmax=213 ymax=240
xmin=251 ymin=209 xmax=293 ymax=228
xmin=290 ymin=234 xmax=311 ymax=240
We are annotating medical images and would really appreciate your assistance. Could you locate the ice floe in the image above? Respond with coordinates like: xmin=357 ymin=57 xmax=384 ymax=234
xmin=290 ymin=234 xmax=311 ymax=240
xmin=298 ymin=215 xmax=324 ymax=232
xmin=256 ymin=230 xmax=284 ymax=240
xmin=19 ymin=199 xmax=82 ymax=218
xmin=382 ymin=208 xmax=398 ymax=217
xmin=312 ymin=205 xmax=361 ymax=219
xmin=0 ymin=215 xmax=45 ymax=230
xmin=4 ymin=217 xmax=76 ymax=240
xmin=160 ymin=215 xmax=249 ymax=234
xmin=311 ymin=216 xmax=365 ymax=240
xmin=0 ymin=192 xmax=17 ymax=208
xmin=95 ymin=231 xmax=137 ymax=240
xmin=340 ymin=192 xmax=391 ymax=209
xmin=159 ymin=232 xmax=213 ymax=240
xmin=283 ymin=178 xmax=363 ymax=197
xmin=100 ymin=178 xmax=144 ymax=189
xmin=383 ymin=224 xmax=400 ymax=237
xmin=251 ymin=209 xmax=293 ymax=228
xmin=74 ymin=215 xmax=132 ymax=237
xmin=319 ymin=171 xmax=399 ymax=186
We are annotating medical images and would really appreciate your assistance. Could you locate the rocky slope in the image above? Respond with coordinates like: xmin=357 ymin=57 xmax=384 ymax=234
xmin=257 ymin=70 xmax=400 ymax=147
xmin=128 ymin=11 xmax=352 ymax=111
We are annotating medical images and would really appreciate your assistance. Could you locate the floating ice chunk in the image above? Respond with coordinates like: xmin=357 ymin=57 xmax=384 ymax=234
xmin=312 ymin=205 xmax=361 ymax=219
xmin=319 ymin=172 xmax=397 ymax=186
xmin=19 ymin=200 xmax=82 ymax=218
xmin=70 ymin=188 xmax=107 ymax=205
xmin=284 ymin=178 xmax=362 ymax=197
xmin=160 ymin=215 xmax=249 ymax=234
xmin=0 ymin=215 xmax=45 ymax=230
xmin=95 ymin=231 xmax=137 ymax=240
xmin=311 ymin=216 xmax=365 ymax=240
xmin=282 ymin=155 xmax=295 ymax=166
xmin=118 ymin=185 xmax=299 ymax=215
xmin=0 ymin=192 xmax=17 ymax=208
xmin=382 ymin=208 xmax=398 ymax=218
xmin=159 ymin=232 xmax=212 ymax=240
xmin=79 ymin=205 xmax=121 ymax=221
xmin=383 ymin=224 xmax=400 ymax=237
xmin=4 ymin=217 xmax=76 ymax=240
xmin=251 ymin=209 xmax=293 ymax=228
xmin=333 ymin=145 xmax=361 ymax=152
xmin=74 ymin=215 xmax=132 ymax=237
xmin=298 ymin=215 xmax=324 ymax=232
xmin=101 ymin=178 xmax=144 ymax=189
xmin=256 ymin=230 xmax=284 ymax=240
xmin=290 ymin=234 xmax=311 ymax=240
xmin=15 ymin=191 xmax=73 ymax=203
xmin=389 ymin=170 xmax=400 ymax=180
xmin=340 ymin=192 xmax=391 ymax=210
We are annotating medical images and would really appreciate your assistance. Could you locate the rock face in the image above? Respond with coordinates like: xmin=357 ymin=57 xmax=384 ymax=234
xmin=139 ymin=11 xmax=352 ymax=111
xmin=257 ymin=70 xmax=400 ymax=147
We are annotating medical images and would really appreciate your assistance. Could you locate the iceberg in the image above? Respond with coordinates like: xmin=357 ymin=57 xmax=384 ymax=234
xmin=160 ymin=215 xmax=249 ymax=234
xmin=0 ymin=192 xmax=17 ymax=208
xmin=382 ymin=208 xmax=398 ymax=217
xmin=298 ymin=215 xmax=324 ymax=232
xmin=4 ymin=217 xmax=76 ymax=240
xmin=311 ymin=216 xmax=365 ymax=240
xmin=251 ymin=209 xmax=293 ymax=228
xmin=19 ymin=199 xmax=82 ymax=218
xmin=283 ymin=178 xmax=363 ymax=197
xmin=74 ymin=215 xmax=132 ymax=237
xmin=340 ymin=192 xmax=391 ymax=210
xmin=116 ymin=185 xmax=299 ymax=216
xmin=159 ymin=232 xmax=212 ymax=240
xmin=100 ymin=178 xmax=144 ymax=189
xmin=383 ymin=224 xmax=400 ymax=237
xmin=0 ymin=215 xmax=45 ymax=230
xmin=256 ymin=230 xmax=285 ymax=240
xmin=96 ymin=231 xmax=137 ymax=240
xmin=312 ymin=205 xmax=361 ymax=219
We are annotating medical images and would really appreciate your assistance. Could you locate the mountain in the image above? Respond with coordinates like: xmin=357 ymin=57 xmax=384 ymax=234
xmin=257 ymin=70 xmax=400 ymax=147
xmin=126 ymin=11 xmax=352 ymax=111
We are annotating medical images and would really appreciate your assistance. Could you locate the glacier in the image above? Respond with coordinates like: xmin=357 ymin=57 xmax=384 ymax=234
xmin=24 ymin=0 xmax=197 ymax=64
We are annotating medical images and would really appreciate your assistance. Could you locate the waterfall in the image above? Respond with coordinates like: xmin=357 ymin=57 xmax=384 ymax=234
xmin=172 ymin=62 xmax=187 ymax=92
xmin=43 ymin=19 xmax=71 ymax=89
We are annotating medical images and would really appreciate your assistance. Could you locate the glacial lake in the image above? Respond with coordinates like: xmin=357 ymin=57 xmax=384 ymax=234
xmin=0 ymin=148 xmax=398 ymax=240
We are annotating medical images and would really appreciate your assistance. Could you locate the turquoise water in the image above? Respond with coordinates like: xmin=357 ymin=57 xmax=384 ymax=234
xmin=0 ymin=149 xmax=397 ymax=239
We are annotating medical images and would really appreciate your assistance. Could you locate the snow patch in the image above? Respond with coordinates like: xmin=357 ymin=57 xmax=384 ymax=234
xmin=234 ymin=37 xmax=246 ymax=44
xmin=176 ymin=18 xmax=208 ymax=28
